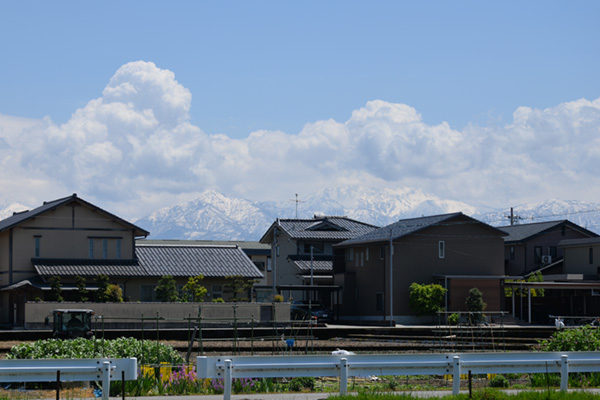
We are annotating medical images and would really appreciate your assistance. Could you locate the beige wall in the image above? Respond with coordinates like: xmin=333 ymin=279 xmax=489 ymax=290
xmin=24 ymin=301 xmax=291 ymax=329
xmin=564 ymin=244 xmax=600 ymax=275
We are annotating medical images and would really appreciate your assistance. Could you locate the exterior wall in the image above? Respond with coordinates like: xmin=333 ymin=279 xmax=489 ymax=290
xmin=0 ymin=200 xmax=141 ymax=325
xmin=504 ymin=224 xmax=592 ymax=276
xmin=340 ymin=219 xmax=505 ymax=322
xmin=563 ymin=244 xmax=600 ymax=276
xmin=448 ymin=279 xmax=501 ymax=312
xmin=24 ymin=301 xmax=291 ymax=329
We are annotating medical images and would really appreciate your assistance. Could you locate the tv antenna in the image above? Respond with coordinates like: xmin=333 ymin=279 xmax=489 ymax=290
xmin=290 ymin=193 xmax=305 ymax=218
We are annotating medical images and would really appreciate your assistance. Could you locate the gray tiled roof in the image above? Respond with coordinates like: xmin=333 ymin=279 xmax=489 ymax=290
xmin=339 ymin=213 xmax=464 ymax=246
xmin=292 ymin=260 xmax=333 ymax=273
xmin=34 ymin=259 xmax=146 ymax=277
xmin=0 ymin=194 xmax=149 ymax=237
xmin=135 ymin=244 xmax=263 ymax=278
xmin=269 ymin=217 xmax=377 ymax=241
xmin=498 ymin=220 xmax=568 ymax=243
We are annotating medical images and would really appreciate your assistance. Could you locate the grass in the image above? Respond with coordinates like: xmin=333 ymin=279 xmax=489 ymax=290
xmin=330 ymin=390 xmax=600 ymax=400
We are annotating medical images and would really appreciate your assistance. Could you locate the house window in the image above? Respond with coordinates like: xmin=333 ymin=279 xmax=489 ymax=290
xmin=102 ymin=239 xmax=108 ymax=259
xmin=34 ymin=236 xmax=41 ymax=258
xmin=380 ymin=246 xmax=385 ymax=260
xmin=438 ymin=241 xmax=445 ymax=259
xmin=509 ymin=246 xmax=515 ymax=261
xmin=304 ymin=243 xmax=324 ymax=254
xmin=140 ymin=285 xmax=157 ymax=302
xmin=88 ymin=239 xmax=94 ymax=259
xmin=347 ymin=248 xmax=354 ymax=262
xmin=254 ymin=261 xmax=265 ymax=271
xmin=360 ymin=252 xmax=364 ymax=267
xmin=376 ymin=292 xmax=384 ymax=312
xmin=550 ymin=246 xmax=557 ymax=259
xmin=211 ymin=284 xmax=223 ymax=300
xmin=366 ymin=248 xmax=369 ymax=261
xmin=590 ymin=248 xmax=594 ymax=265
xmin=267 ymin=258 xmax=272 ymax=272
xmin=534 ymin=246 xmax=542 ymax=263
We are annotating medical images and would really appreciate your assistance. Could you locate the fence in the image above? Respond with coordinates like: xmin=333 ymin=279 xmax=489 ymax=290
xmin=0 ymin=358 xmax=137 ymax=400
xmin=197 ymin=351 xmax=600 ymax=400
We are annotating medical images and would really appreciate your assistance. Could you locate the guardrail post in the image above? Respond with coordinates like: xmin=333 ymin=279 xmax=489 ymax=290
xmin=560 ymin=355 xmax=569 ymax=392
xmin=102 ymin=361 xmax=111 ymax=400
xmin=224 ymin=359 xmax=233 ymax=400
xmin=452 ymin=356 xmax=461 ymax=395
xmin=339 ymin=358 xmax=348 ymax=395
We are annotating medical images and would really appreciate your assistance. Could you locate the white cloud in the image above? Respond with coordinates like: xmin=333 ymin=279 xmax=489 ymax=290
xmin=0 ymin=61 xmax=599 ymax=218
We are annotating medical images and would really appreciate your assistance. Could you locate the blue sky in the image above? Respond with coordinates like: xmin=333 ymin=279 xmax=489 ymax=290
xmin=1 ymin=1 xmax=599 ymax=218
xmin=3 ymin=1 xmax=598 ymax=137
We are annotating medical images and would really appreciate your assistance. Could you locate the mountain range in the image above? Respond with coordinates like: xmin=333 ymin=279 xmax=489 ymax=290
xmin=2 ymin=187 xmax=599 ymax=241
xmin=133 ymin=186 xmax=600 ymax=241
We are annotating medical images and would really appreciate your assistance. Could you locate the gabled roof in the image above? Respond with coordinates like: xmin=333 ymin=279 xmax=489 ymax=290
xmin=260 ymin=216 xmax=378 ymax=243
xmin=137 ymin=239 xmax=270 ymax=256
xmin=34 ymin=259 xmax=146 ymax=278
xmin=292 ymin=259 xmax=333 ymax=273
xmin=337 ymin=212 xmax=506 ymax=247
xmin=0 ymin=194 xmax=149 ymax=237
xmin=135 ymin=244 xmax=263 ymax=278
xmin=498 ymin=220 xmax=598 ymax=244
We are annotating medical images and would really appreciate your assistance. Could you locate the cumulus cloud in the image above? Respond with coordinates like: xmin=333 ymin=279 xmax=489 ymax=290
xmin=0 ymin=60 xmax=599 ymax=217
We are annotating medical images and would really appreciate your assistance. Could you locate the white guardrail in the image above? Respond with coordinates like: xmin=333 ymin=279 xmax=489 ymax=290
xmin=197 ymin=352 xmax=600 ymax=400
xmin=0 ymin=358 xmax=137 ymax=400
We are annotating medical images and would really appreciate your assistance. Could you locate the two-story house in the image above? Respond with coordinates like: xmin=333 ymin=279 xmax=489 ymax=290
xmin=333 ymin=213 xmax=507 ymax=324
xmin=259 ymin=215 xmax=378 ymax=307
xmin=0 ymin=194 xmax=149 ymax=325
xmin=0 ymin=194 xmax=264 ymax=327
xmin=499 ymin=220 xmax=598 ymax=276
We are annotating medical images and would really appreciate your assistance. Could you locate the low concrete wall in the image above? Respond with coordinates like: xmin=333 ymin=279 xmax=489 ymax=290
xmin=25 ymin=302 xmax=291 ymax=329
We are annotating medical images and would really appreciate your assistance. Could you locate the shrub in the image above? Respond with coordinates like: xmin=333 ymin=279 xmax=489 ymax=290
xmin=489 ymin=374 xmax=509 ymax=388
xmin=408 ymin=283 xmax=447 ymax=316
xmin=7 ymin=337 xmax=183 ymax=365
xmin=539 ymin=325 xmax=600 ymax=352
xmin=448 ymin=313 xmax=460 ymax=325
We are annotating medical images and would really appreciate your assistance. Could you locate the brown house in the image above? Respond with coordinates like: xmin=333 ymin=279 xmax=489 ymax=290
xmin=500 ymin=220 xmax=598 ymax=276
xmin=333 ymin=213 xmax=507 ymax=324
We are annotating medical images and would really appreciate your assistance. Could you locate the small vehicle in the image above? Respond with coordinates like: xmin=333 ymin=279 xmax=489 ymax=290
xmin=45 ymin=309 xmax=94 ymax=339
xmin=290 ymin=301 xmax=331 ymax=322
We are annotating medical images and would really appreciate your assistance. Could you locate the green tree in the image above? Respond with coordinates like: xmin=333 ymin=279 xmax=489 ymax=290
xmin=408 ymin=282 xmax=447 ymax=316
xmin=49 ymin=275 xmax=63 ymax=302
xmin=106 ymin=284 xmax=123 ymax=302
xmin=505 ymin=271 xmax=545 ymax=297
xmin=94 ymin=274 xmax=111 ymax=303
xmin=224 ymin=275 xmax=257 ymax=302
xmin=465 ymin=287 xmax=487 ymax=325
xmin=74 ymin=276 xmax=88 ymax=302
xmin=182 ymin=275 xmax=207 ymax=302
xmin=155 ymin=275 xmax=179 ymax=302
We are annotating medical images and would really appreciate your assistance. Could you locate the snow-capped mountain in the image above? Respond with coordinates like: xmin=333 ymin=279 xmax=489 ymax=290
xmin=476 ymin=199 xmax=600 ymax=232
xmin=1 ymin=188 xmax=598 ymax=241
xmin=134 ymin=186 xmax=487 ymax=240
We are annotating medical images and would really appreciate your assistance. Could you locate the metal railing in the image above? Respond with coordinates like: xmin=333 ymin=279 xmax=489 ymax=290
xmin=0 ymin=358 xmax=137 ymax=400
xmin=197 ymin=351 xmax=600 ymax=400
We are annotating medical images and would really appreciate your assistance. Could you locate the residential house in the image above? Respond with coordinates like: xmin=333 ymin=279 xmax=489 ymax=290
xmin=333 ymin=213 xmax=507 ymax=324
xmin=499 ymin=220 xmax=598 ymax=276
xmin=0 ymin=194 xmax=149 ymax=326
xmin=259 ymin=215 xmax=378 ymax=307
xmin=0 ymin=195 xmax=264 ymax=327
xmin=136 ymin=239 xmax=270 ymax=301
